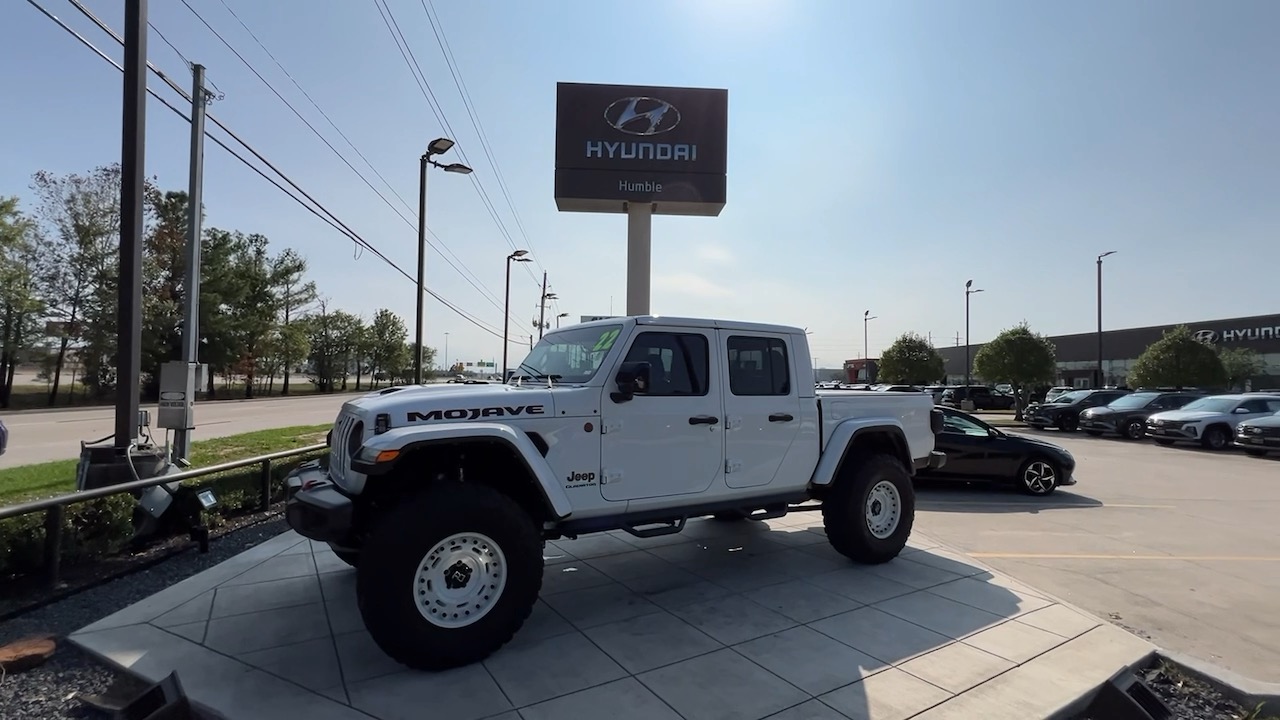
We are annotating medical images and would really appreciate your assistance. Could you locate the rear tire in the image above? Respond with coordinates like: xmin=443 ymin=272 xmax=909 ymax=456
xmin=356 ymin=483 xmax=543 ymax=671
xmin=1058 ymin=414 xmax=1079 ymax=432
xmin=822 ymin=454 xmax=914 ymax=564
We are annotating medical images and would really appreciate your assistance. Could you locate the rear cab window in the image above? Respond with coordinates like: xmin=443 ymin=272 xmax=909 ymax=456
xmin=726 ymin=336 xmax=791 ymax=396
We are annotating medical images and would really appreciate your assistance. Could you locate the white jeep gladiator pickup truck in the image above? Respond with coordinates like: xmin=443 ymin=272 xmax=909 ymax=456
xmin=285 ymin=315 xmax=945 ymax=671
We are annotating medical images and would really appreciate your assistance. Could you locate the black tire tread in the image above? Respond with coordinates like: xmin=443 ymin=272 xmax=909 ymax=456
xmin=357 ymin=483 xmax=543 ymax=671
xmin=822 ymin=453 xmax=915 ymax=565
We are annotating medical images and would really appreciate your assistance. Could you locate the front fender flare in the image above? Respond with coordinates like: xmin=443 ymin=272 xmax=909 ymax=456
xmin=810 ymin=417 xmax=913 ymax=487
xmin=352 ymin=423 xmax=572 ymax=519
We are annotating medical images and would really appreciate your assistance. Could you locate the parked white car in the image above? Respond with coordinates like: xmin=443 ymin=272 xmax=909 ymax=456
xmin=1145 ymin=394 xmax=1280 ymax=450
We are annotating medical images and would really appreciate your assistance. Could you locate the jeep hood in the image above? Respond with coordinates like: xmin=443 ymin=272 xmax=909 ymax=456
xmin=342 ymin=383 xmax=556 ymax=423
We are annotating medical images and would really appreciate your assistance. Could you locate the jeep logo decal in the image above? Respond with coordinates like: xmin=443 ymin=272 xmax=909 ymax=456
xmin=406 ymin=405 xmax=546 ymax=422
xmin=565 ymin=471 xmax=597 ymax=488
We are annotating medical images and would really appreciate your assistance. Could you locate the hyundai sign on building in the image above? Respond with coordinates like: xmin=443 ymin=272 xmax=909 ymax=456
xmin=554 ymin=82 xmax=727 ymax=215
xmin=554 ymin=82 xmax=729 ymax=315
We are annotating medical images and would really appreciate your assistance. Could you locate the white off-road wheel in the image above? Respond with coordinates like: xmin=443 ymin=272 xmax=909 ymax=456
xmin=356 ymin=483 xmax=543 ymax=671
xmin=823 ymin=453 xmax=915 ymax=564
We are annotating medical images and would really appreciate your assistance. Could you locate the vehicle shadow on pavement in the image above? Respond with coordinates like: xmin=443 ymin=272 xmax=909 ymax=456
xmin=911 ymin=482 xmax=1104 ymax=514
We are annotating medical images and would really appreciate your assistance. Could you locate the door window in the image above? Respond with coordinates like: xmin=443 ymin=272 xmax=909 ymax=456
xmin=727 ymin=336 xmax=790 ymax=396
xmin=622 ymin=332 xmax=709 ymax=396
xmin=1239 ymin=398 xmax=1277 ymax=414
xmin=942 ymin=413 xmax=991 ymax=437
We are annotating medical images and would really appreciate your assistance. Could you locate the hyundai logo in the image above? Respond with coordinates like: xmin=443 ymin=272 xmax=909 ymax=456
xmin=604 ymin=97 xmax=681 ymax=136
xmin=1193 ymin=329 xmax=1219 ymax=344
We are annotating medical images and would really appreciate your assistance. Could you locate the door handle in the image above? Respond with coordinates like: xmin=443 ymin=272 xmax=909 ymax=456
xmin=768 ymin=413 xmax=794 ymax=423
xmin=688 ymin=415 xmax=720 ymax=426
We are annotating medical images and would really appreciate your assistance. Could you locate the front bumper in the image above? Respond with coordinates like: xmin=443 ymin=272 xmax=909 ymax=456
xmin=1078 ymin=418 xmax=1115 ymax=433
xmin=1235 ymin=434 xmax=1280 ymax=451
xmin=1146 ymin=424 xmax=1197 ymax=440
xmin=284 ymin=462 xmax=354 ymax=544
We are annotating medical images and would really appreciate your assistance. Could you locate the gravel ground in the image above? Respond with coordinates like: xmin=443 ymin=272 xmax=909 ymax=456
xmin=0 ymin=516 xmax=290 ymax=720
xmin=1072 ymin=661 xmax=1277 ymax=720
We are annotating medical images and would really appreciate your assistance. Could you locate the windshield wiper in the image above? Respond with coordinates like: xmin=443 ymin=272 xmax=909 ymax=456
xmin=510 ymin=363 xmax=561 ymax=387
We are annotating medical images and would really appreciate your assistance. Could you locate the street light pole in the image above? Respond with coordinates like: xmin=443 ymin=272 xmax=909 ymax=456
xmin=964 ymin=280 xmax=984 ymax=387
xmin=863 ymin=310 xmax=877 ymax=383
xmin=1096 ymin=251 xmax=1116 ymax=387
xmin=503 ymin=250 xmax=530 ymax=381
xmin=413 ymin=137 xmax=472 ymax=385
xmin=443 ymin=332 xmax=449 ymax=373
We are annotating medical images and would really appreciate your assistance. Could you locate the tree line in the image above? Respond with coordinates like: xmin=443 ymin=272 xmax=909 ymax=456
xmin=0 ymin=164 xmax=435 ymax=409
xmin=874 ymin=324 xmax=1266 ymax=417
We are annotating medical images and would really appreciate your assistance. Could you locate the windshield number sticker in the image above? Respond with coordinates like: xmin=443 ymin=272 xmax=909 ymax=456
xmin=592 ymin=329 xmax=621 ymax=352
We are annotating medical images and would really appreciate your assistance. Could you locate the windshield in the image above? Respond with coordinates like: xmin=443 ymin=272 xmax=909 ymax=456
xmin=509 ymin=324 xmax=622 ymax=384
xmin=1054 ymin=390 xmax=1090 ymax=404
xmin=1107 ymin=393 xmax=1158 ymax=409
xmin=1179 ymin=397 xmax=1238 ymax=413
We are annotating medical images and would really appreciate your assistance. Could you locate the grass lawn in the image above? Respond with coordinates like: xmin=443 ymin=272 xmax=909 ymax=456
xmin=0 ymin=424 xmax=329 ymax=505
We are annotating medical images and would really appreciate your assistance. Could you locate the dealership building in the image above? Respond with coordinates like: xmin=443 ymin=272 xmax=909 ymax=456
xmin=934 ymin=313 xmax=1280 ymax=389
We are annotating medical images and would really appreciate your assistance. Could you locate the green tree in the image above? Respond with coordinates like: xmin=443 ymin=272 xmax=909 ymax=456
xmin=972 ymin=323 xmax=1057 ymax=420
xmin=140 ymin=190 xmax=191 ymax=397
xmin=273 ymin=248 xmax=316 ymax=395
xmin=0 ymin=196 xmax=44 ymax=408
xmin=1219 ymin=347 xmax=1264 ymax=391
xmin=877 ymin=332 xmax=945 ymax=385
xmin=1128 ymin=325 xmax=1225 ymax=390
xmin=366 ymin=309 xmax=408 ymax=387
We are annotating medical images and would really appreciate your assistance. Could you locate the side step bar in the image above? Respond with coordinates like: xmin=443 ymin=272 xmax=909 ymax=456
xmin=620 ymin=517 xmax=687 ymax=539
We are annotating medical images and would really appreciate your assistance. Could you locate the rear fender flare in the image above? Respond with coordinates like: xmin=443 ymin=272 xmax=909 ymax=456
xmin=810 ymin=418 xmax=913 ymax=487
xmin=353 ymin=422 xmax=572 ymax=519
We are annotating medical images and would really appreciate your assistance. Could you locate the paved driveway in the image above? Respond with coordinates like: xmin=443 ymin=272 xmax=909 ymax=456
xmin=914 ymin=427 xmax=1280 ymax=681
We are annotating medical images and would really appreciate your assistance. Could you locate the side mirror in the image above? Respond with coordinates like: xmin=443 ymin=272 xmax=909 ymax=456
xmin=611 ymin=361 xmax=650 ymax=403
xmin=1233 ymin=407 xmax=1251 ymax=414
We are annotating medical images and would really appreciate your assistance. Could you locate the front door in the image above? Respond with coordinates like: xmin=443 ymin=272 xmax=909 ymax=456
xmin=600 ymin=328 xmax=724 ymax=501
xmin=721 ymin=332 xmax=803 ymax=488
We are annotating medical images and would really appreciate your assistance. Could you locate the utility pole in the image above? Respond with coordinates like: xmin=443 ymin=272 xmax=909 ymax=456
xmin=443 ymin=332 xmax=449 ymax=373
xmin=413 ymin=154 xmax=428 ymax=385
xmin=538 ymin=272 xmax=548 ymax=340
xmin=1096 ymin=251 xmax=1116 ymax=388
xmin=115 ymin=0 xmax=148 ymax=452
xmin=174 ymin=63 xmax=207 ymax=461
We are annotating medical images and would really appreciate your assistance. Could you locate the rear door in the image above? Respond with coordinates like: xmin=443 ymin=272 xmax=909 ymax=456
xmin=720 ymin=332 xmax=803 ymax=489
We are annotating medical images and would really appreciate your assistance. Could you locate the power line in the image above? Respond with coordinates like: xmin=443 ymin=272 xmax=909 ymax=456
xmin=37 ymin=0 xmax=506 ymax=339
xmin=175 ymin=0 xmax=521 ymax=327
xmin=419 ymin=0 xmax=542 ymax=273
xmin=372 ymin=0 xmax=541 ymax=289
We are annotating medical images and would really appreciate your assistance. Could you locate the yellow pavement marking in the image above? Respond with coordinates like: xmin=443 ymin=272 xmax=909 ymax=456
xmin=970 ymin=552 xmax=1280 ymax=561
xmin=917 ymin=501 xmax=1174 ymax=509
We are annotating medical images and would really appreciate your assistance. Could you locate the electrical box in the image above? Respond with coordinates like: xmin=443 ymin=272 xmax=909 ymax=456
xmin=158 ymin=361 xmax=205 ymax=430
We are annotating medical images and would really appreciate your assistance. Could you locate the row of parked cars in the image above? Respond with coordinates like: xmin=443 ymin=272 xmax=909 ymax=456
xmin=1023 ymin=388 xmax=1280 ymax=455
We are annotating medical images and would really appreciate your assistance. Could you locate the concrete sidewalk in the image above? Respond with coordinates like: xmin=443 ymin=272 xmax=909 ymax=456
xmin=68 ymin=512 xmax=1154 ymax=720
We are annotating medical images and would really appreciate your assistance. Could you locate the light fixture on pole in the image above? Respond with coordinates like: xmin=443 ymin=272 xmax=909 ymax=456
xmin=503 ymin=250 xmax=531 ymax=381
xmin=964 ymin=280 xmax=984 ymax=387
xmin=1096 ymin=251 xmax=1116 ymax=388
xmin=414 ymin=137 xmax=472 ymax=385
xmin=556 ymin=312 xmax=569 ymax=329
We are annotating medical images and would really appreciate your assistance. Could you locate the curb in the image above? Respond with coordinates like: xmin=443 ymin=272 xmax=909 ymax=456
xmin=0 ymin=387 xmax=386 ymax=417
xmin=1155 ymin=649 xmax=1280 ymax=714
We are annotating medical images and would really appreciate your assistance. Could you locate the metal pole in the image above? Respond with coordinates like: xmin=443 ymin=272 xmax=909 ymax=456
xmin=414 ymin=154 xmax=427 ymax=385
xmin=626 ymin=202 xmax=652 ymax=315
xmin=964 ymin=290 xmax=971 ymax=388
xmin=175 ymin=63 xmax=206 ymax=461
xmin=538 ymin=272 xmax=548 ymax=340
xmin=1096 ymin=257 xmax=1103 ymax=387
xmin=502 ymin=257 xmax=512 ymax=381
xmin=443 ymin=332 xmax=449 ymax=373
xmin=116 ymin=0 xmax=148 ymax=450
xmin=863 ymin=317 xmax=869 ymax=361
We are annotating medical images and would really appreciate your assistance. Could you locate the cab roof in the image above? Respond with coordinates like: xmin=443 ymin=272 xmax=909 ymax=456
xmin=569 ymin=315 xmax=805 ymax=336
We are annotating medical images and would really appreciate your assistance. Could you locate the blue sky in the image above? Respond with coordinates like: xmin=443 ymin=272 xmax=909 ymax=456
xmin=3 ymin=0 xmax=1278 ymax=370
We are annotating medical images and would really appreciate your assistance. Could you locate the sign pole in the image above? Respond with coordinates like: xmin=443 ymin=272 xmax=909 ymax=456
xmin=626 ymin=202 xmax=652 ymax=315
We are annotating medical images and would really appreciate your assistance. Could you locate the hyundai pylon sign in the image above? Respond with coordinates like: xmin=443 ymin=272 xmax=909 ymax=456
xmin=555 ymin=82 xmax=728 ymax=216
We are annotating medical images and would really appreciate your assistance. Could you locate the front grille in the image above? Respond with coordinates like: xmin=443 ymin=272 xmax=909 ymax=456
xmin=1241 ymin=425 xmax=1280 ymax=438
xmin=329 ymin=413 xmax=361 ymax=481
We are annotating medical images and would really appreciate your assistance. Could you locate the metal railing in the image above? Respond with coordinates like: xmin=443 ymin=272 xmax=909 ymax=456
xmin=0 ymin=443 xmax=325 ymax=587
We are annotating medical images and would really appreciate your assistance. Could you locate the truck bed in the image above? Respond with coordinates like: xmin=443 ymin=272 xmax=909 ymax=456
xmin=816 ymin=390 xmax=938 ymax=464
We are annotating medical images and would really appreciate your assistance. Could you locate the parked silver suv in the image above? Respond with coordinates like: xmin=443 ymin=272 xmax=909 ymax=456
xmin=1146 ymin=394 xmax=1280 ymax=450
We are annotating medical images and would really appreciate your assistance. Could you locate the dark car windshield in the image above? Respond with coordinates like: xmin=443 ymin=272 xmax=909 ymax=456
xmin=1107 ymin=392 xmax=1158 ymax=410
xmin=509 ymin=324 xmax=622 ymax=384
xmin=1054 ymin=390 xmax=1089 ymax=404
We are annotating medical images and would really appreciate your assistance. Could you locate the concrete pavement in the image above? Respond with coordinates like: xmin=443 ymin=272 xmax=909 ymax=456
xmin=914 ymin=427 xmax=1280 ymax=682
xmin=0 ymin=393 xmax=354 ymax=468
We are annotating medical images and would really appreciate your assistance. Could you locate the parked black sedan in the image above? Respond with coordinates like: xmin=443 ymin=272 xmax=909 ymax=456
xmin=1024 ymin=389 xmax=1130 ymax=432
xmin=1235 ymin=412 xmax=1280 ymax=457
xmin=918 ymin=407 xmax=1076 ymax=496
xmin=1077 ymin=391 xmax=1204 ymax=440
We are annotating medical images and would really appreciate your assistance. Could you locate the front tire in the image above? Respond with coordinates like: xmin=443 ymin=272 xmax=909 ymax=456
xmin=1155 ymin=438 xmax=1176 ymax=446
xmin=1058 ymin=414 xmax=1079 ymax=432
xmin=1084 ymin=430 xmax=1103 ymax=437
xmin=356 ymin=483 xmax=543 ymax=671
xmin=1245 ymin=449 xmax=1269 ymax=458
xmin=1124 ymin=420 xmax=1146 ymax=440
xmin=822 ymin=454 xmax=914 ymax=564
xmin=1201 ymin=426 xmax=1229 ymax=451
xmin=1018 ymin=457 xmax=1059 ymax=496
xmin=334 ymin=549 xmax=361 ymax=568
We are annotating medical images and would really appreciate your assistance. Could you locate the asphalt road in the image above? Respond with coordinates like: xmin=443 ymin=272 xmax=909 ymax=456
xmin=0 ymin=393 xmax=354 ymax=468
xmin=914 ymin=425 xmax=1280 ymax=682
